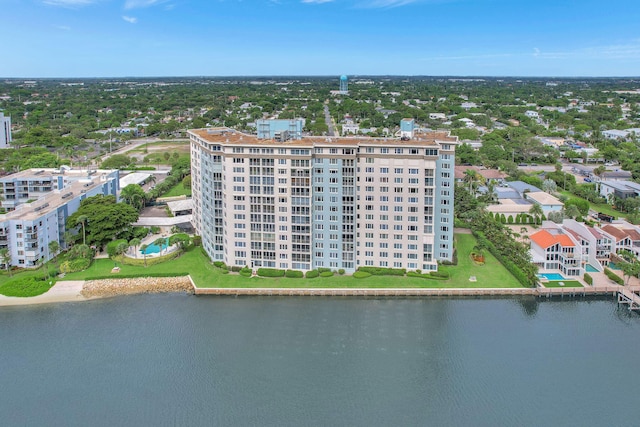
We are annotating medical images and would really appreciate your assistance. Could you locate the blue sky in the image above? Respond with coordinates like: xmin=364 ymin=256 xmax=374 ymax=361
xmin=3 ymin=0 xmax=640 ymax=77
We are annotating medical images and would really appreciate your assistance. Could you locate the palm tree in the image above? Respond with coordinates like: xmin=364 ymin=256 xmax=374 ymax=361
xmin=48 ymin=241 xmax=60 ymax=271
xmin=0 ymin=248 xmax=11 ymax=277
xmin=129 ymin=238 xmax=141 ymax=258
xmin=140 ymin=244 xmax=148 ymax=267
xmin=76 ymin=215 xmax=88 ymax=245
xmin=154 ymin=237 xmax=167 ymax=256
xmin=63 ymin=231 xmax=76 ymax=249
xmin=463 ymin=169 xmax=479 ymax=194
xmin=529 ymin=203 xmax=544 ymax=226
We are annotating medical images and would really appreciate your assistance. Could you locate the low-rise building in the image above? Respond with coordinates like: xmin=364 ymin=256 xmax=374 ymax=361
xmin=0 ymin=168 xmax=119 ymax=269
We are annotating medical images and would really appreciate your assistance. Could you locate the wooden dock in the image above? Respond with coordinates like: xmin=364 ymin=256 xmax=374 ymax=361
xmin=617 ymin=288 xmax=640 ymax=311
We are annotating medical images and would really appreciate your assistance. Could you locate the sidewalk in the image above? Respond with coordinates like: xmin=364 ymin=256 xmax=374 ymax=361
xmin=0 ymin=281 xmax=90 ymax=307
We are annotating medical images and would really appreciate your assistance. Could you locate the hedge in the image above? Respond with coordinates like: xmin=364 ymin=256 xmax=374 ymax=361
xmin=430 ymin=271 xmax=450 ymax=279
xmin=318 ymin=267 xmax=332 ymax=273
xmin=257 ymin=268 xmax=285 ymax=277
xmin=604 ymin=267 xmax=624 ymax=285
xmin=584 ymin=273 xmax=593 ymax=285
xmin=338 ymin=269 xmax=345 ymax=275
xmin=357 ymin=267 xmax=406 ymax=276
xmin=406 ymin=271 xmax=447 ymax=280
xmin=320 ymin=271 xmax=334 ymax=277
xmin=353 ymin=271 xmax=371 ymax=279
xmin=285 ymin=270 xmax=304 ymax=278
xmin=213 ymin=261 xmax=226 ymax=269
xmin=305 ymin=270 xmax=319 ymax=279
xmin=239 ymin=268 xmax=252 ymax=277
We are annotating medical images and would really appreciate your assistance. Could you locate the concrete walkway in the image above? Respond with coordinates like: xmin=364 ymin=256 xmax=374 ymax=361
xmin=0 ymin=281 xmax=89 ymax=307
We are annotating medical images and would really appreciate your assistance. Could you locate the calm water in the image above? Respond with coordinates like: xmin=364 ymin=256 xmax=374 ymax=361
xmin=1 ymin=295 xmax=639 ymax=427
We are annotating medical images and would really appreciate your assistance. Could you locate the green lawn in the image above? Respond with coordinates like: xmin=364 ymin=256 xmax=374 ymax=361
xmin=161 ymin=182 xmax=191 ymax=198
xmin=542 ymin=280 xmax=583 ymax=288
xmin=0 ymin=266 xmax=58 ymax=297
xmin=3 ymin=233 xmax=525 ymax=292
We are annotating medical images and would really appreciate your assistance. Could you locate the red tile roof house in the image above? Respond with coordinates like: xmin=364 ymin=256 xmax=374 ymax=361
xmin=530 ymin=228 xmax=583 ymax=277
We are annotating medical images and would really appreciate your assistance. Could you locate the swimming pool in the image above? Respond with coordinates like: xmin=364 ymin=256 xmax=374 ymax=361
xmin=141 ymin=238 xmax=169 ymax=255
xmin=537 ymin=273 xmax=567 ymax=281
xmin=608 ymin=262 xmax=621 ymax=270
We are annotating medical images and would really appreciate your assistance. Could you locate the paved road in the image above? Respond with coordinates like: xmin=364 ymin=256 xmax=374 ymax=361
xmin=324 ymin=103 xmax=336 ymax=136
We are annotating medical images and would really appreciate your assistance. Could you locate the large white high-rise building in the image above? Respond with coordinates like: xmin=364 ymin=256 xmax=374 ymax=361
xmin=0 ymin=111 xmax=11 ymax=149
xmin=189 ymin=126 xmax=456 ymax=273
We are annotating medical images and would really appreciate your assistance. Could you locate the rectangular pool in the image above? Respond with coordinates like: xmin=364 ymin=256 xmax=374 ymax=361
xmin=537 ymin=273 xmax=567 ymax=281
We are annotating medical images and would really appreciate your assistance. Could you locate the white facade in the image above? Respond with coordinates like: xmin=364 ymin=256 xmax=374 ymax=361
xmin=0 ymin=168 xmax=119 ymax=269
xmin=189 ymin=128 xmax=456 ymax=273
xmin=0 ymin=112 xmax=11 ymax=149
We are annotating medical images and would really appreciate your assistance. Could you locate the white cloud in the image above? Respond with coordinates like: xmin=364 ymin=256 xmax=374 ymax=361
xmin=43 ymin=0 xmax=97 ymax=7
xmin=122 ymin=15 xmax=138 ymax=23
xmin=533 ymin=47 xmax=540 ymax=57
xmin=123 ymin=0 xmax=169 ymax=9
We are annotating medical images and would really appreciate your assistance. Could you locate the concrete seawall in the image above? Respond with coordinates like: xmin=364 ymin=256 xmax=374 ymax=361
xmin=194 ymin=286 xmax=632 ymax=297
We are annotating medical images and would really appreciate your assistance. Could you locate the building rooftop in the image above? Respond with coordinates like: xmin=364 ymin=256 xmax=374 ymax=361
xmin=1 ymin=174 xmax=112 ymax=222
xmin=190 ymin=127 xmax=457 ymax=147
xmin=526 ymin=191 xmax=563 ymax=206
xmin=120 ymin=172 xmax=151 ymax=188
xmin=601 ymin=225 xmax=628 ymax=242
xmin=530 ymin=229 xmax=575 ymax=249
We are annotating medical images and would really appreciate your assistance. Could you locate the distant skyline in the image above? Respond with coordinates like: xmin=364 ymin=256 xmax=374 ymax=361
xmin=3 ymin=0 xmax=640 ymax=78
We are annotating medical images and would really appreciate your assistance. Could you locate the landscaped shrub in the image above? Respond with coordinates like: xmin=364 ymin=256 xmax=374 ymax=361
xmin=430 ymin=270 xmax=450 ymax=279
xmin=257 ymin=268 xmax=285 ymax=277
xmin=239 ymin=267 xmax=252 ymax=277
xmin=406 ymin=271 xmax=447 ymax=280
xmin=107 ymin=239 xmax=129 ymax=257
xmin=338 ymin=269 xmax=345 ymax=275
xmin=353 ymin=271 xmax=371 ymax=279
xmin=500 ymin=214 xmax=507 ymax=223
xmin=132 ymin=227 xmax=150 ymax=239
xmin=584 ymin=273 xmax=593 ymax=285
xmin=230 ymin=266 xmax=241 ymax=272
xmin=60 ymin=257 xmax=92 ymax=273
xmin=213 ymin=261 xmax=226 ymax=269
xmin=318 ymin=267 xmax=332 ymax=273
xmin=285 ymin=270 xmax=304 ymax=278
xmin=192 ymin=235 xmax=202 ymax=246
xmin=320 ymin=271 xmax=334 ymax=277
xmin=358 ymin=267 xmax=406 ymax=276
xmin=604 ymin=267 xmax=624 ymax=285
xmin=150 ymin=226 xmax=161 ymax=234
xmin=508 ymin=215 xmax=514 ymax=224
xmin=305 ymin=270 xmax=319 ymax=278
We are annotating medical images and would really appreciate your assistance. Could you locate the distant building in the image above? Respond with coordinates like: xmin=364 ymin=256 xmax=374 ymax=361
xmin=0 ymin=111 xmax=11 ymax=149
xmin=400 ymin=118 xmax=415 ymax=139
xmin=256 ymin=118 xmax=304 ymax=141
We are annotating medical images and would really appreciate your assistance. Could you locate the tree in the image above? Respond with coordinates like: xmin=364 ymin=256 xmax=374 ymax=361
xmin=564 ymin=204 xmax=581 ymax=220
xmin=76 ymin=215 xmax=88 ymax=245
xmin=48 ymin=241 xmax=60 ymax=270
xmin=163 ymin=152 xmax=171 ymax=163
xmin=529 ymin=203 xmax=544 ymax=225
xmin=0 ymin=248 xmax=11 ymax=277
xmin=542 ymin=178 xmax=557 ymax=194
xmin=129 ymin=238 xmax=141 ymax=258
xmin=121 ymin=184 xmax=146 ymax=211
xmin=140 ymin=244 xmax=148 ymax=267
xmin=618 ymin=250 xmax=640 ymax=285
xmin=154 ymin=237 xmax=167 ymax=256
xmin=66 ymin=195 xmax=139 ymax=249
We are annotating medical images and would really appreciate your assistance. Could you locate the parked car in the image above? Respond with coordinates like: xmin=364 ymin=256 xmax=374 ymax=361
xmin=584 ymin=177 xmax=592 ymax=182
